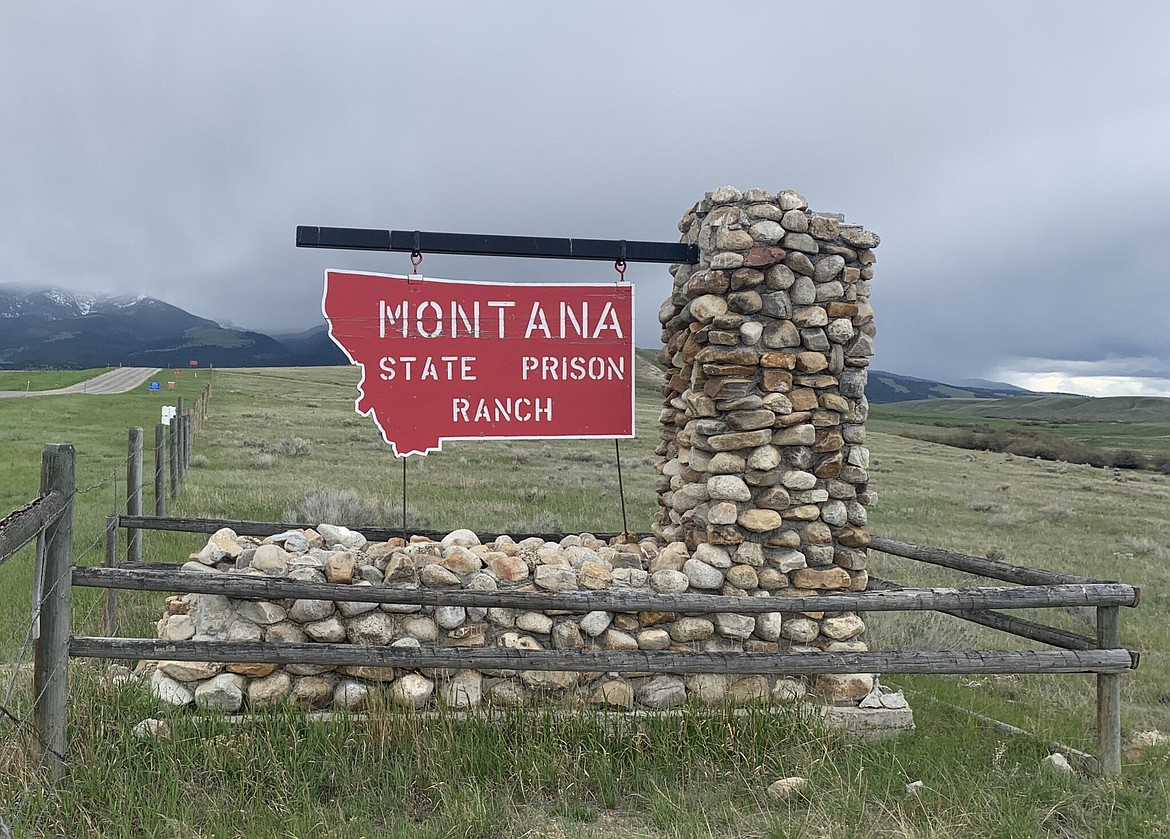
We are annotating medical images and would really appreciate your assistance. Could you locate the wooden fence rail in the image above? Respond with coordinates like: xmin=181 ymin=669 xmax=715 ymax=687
xmin=116 ymin=514 xmax=624 ymax=544
xmin=69 ymin=637 xmax=1136 ymax=677
xmin=72 ymin=565 xmax=1141 ymax=615
xmin=867 ymin=576 xmax=1098 ymax=651
xmin=0 ymin=491 xmax=68 ymax=566
xmin=870 ymin=536 xmax=1097 ymax=587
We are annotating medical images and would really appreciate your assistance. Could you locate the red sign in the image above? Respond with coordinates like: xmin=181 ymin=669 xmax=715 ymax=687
xmin=167 ymin=381 xmax=176 ymax=390
xmin=322 ymin=270 xmax=634 ymax=457
xmin=189 ymin=360 xmax=198 ymax=367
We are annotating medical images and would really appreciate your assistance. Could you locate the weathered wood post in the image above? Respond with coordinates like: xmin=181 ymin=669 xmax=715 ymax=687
xmin=176 ymin=397 xmax=187 ymax=484
xmin=126 ymin=427 xmax=143 ymax=565
xmin=33 ymin=444 xmax=73 ymax=781
xmin=1097 ymin=605 xmax=1122 ymax=775
xmin=103 ymin=514 xmax=118 ymax=636
xmin=155 ymin=424 xmax=167 ymax=515
xmin=169 ymin=418 xmax=180 ymax=499
xmin=180 ymin=411 xmax=189 ymax=470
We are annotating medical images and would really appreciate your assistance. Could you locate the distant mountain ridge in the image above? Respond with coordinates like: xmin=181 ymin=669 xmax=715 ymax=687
xmin=0 ymin=285 xmax=1054 ymax=400
xmin=0 ymin=283 xmax=314 ymax=369
xmin=0 ymin=286 xmax=151 ymax=320
xmin=866 ymin=370 xmax=1038 ymax=403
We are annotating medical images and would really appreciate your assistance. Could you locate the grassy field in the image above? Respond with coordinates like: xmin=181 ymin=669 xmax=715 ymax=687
xmin=0 ymin=368 xmax=114 ymax=392
xmin=0 ymin=366 xmax=1168 ymax=837
xmin=871 ymin=397 xmax=1170 ymax=460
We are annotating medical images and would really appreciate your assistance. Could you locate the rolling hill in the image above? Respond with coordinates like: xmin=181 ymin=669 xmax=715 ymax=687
xmin=865 ymin=370 xmax=1037 ymax=403
xmin=0 ymin=285 xmax=320 ymax=369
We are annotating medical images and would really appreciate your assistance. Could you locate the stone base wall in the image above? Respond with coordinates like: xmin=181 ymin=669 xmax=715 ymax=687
xmin=653 ymin=186 xmax=879 ymax=652
xmin=149 ymin=525 xmax=876 ymax=714
xmin=148 ymin=186 xmax=887 ymax=718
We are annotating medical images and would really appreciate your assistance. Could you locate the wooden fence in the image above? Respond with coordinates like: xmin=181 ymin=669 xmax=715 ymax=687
xmin=0 ymin=441 xmax=1142 ymax=783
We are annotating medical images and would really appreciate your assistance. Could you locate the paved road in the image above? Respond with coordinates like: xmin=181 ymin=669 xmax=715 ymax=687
xmin=0 ymin=367 xmax=162 ymax=399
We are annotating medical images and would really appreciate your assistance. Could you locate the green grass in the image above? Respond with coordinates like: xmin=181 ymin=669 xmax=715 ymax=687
xmin=1 ymin=365 xmax=1168 ymax=837
xmin=871 ymin=397 xmax=1170 ymax=460
xmin=0 ymin=367 xmax=114 ymax=392
xmin=7 ymin=671 xmax=1167 ymax=839
xmin=0 ymin=370 xmax=213 ymax=654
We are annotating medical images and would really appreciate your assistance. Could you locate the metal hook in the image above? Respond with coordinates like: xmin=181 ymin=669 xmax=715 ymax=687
xmin=409 ymin=236 xmax=423 ymax=282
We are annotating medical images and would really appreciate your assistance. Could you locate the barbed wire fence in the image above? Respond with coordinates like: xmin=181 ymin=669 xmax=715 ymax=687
xmin=0 ymin=454 xmax=131 ymax=838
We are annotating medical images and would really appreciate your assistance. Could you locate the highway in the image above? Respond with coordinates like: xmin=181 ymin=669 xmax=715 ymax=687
xmin=0 ymin=367 xmax=162 ymax=399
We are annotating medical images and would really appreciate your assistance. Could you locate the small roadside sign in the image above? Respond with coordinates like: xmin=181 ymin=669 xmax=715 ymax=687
xmin=167 ymin=381 xmax=176 ymax=390
xmin=162 ymin=406 xmax=177 ymax=424
xmin=189 ymin=360 xmax=198 ymax=367
xmin=149 ymin=381 xmax=161 ymax=392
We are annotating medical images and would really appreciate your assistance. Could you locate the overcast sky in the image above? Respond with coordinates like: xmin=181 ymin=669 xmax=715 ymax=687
xmin=2 ymin=2 xmax=1168 ymax=395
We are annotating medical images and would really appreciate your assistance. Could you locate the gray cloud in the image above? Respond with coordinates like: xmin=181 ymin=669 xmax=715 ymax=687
xmin=3 ymin=1 xmax=1168 ymax=393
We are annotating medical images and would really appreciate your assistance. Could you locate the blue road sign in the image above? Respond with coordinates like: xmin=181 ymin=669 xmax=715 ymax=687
xmin=149 ymin=381 xmax=161 ymax=392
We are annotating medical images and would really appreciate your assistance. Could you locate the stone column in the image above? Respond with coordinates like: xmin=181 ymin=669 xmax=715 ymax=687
xmin=654 ymin=186 xmax=878 ymax=699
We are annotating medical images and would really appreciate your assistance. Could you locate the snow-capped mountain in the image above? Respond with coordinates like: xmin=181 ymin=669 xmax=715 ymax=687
xmin=0 ymin=284 xmax=157 ymax=320
xmin=0 ymin=283 xmax=300 ymax=368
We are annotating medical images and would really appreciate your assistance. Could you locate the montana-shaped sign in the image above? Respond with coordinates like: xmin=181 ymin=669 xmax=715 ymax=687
xmin=322 ymin=270 xmax=635 ymax=457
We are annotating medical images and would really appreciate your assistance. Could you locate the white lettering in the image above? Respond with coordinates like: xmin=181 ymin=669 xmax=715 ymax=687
xmin=592 ymin=301 xmax=623 ymax=338
xmin=377 ymin=356 xmax=476 ymax=381
xmin=560 ymin=301 xmax=587 ymax=338
xmin=516 ymin=356 xmax=626 ymax=381
xmin=452 ymin=301 xmax=479 ymax=338
xmin=450 ymin=397 xmax=555 ymax=423
xmin=416 ymin=301 xmax=443 ymax=338
xmin=524 ymin=302 xmax=552 ymax=339
xmin=380 ymin=300 xmax=408 ymax=338
xmin=487 ymin=300 xmax=515 ymax=338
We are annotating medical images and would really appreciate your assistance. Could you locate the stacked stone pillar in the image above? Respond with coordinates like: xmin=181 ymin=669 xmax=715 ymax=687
xmin=654 ymin=186 xmax=878 ymax=691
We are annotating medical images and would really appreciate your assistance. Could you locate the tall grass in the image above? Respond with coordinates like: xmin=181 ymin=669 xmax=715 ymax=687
xmin=1 ymin=366 xmax=1168 ymax=836
xmin=14 ymin=663 xmax=1169 ymax=839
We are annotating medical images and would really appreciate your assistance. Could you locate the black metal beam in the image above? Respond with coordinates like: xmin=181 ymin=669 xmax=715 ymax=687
xmin=296 ymin=226 xmax=699 ymax=265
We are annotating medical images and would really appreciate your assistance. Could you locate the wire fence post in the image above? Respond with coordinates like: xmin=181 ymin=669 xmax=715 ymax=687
xmin=1097 ymin=605 xmax=1122 ymax=776
xmin=33 ymin=444 xmax=73 ymax=781
xmin=183 ymin=413 xmax=192 ymax=471
xmin=126 ymin=427 xmax=143 ymax=565
xmin=614 ymin=439 xmax=630 ymax=540
xmin=169 ymin=418 xmax=179 ymax=499
xmin=155 ymin=423 xmax=167 ymax=516
xmin=103 ymin=515 xmax=118 ymax=637
xmin=176 ymin=397 xmax=187 ymax=485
